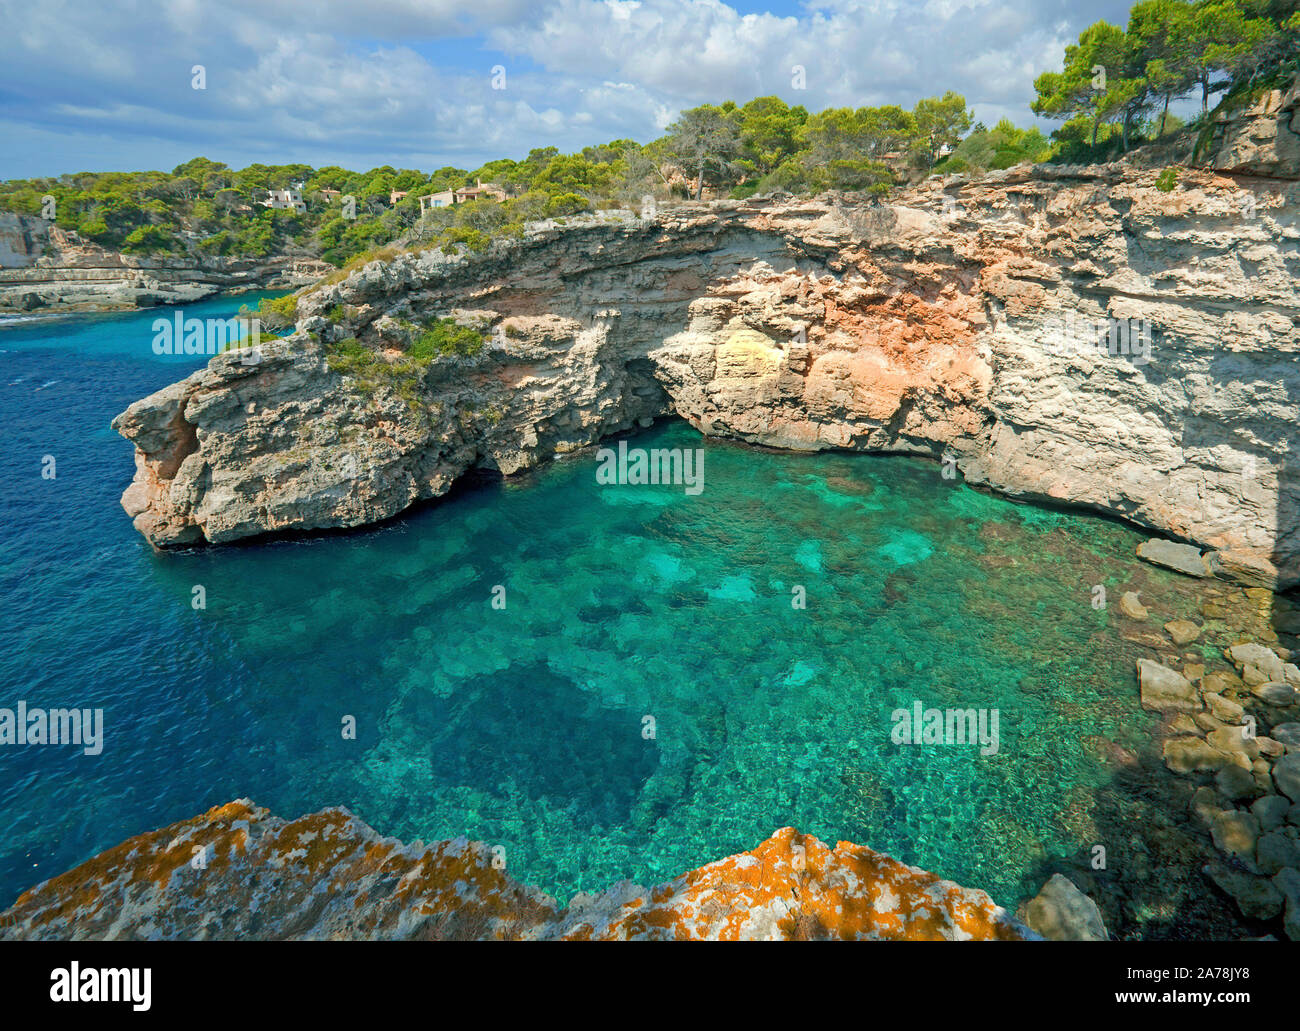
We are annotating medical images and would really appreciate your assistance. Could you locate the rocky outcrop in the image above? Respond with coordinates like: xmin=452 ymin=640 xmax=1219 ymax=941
xmin=0 ymin=212 xmax=329 ymax=313
xmin=113 ymin=159 xmax=1300 ymax=587
xmin=0 ymin=800 xmax=1036 ymax=941
xmin=1206 ymin=77 xmax=1300 ymax=179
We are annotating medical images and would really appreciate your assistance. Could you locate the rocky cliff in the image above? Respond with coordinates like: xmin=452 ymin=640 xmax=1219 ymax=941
xmin=113 ymin=156 xmax=1300 ymax=586
xmin=0 ymin=800 xmax=1035 ymax=940
xmin=0 ymin=212 xmax=329 ymax=312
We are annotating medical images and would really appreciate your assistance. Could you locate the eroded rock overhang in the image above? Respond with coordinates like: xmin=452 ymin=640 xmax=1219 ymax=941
xmin=112 ymin=164 xmax=1300 ymax=587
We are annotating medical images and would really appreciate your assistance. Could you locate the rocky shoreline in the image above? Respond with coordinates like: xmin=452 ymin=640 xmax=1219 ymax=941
xmin=0 ymin=212 xmax=329 ymax=313
xmin=1097 ymin=568 xmax=1300 ymax=940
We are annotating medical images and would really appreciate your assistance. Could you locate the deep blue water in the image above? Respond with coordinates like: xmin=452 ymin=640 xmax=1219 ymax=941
xmin=1 ymin=295 xmax=1186 ymax=910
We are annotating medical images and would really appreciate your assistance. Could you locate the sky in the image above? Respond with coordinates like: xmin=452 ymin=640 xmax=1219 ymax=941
xmin=0 ymin=0 xmax=1142 ymax=179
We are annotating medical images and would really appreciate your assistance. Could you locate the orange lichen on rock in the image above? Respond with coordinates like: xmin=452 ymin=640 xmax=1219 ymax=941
xmin=0 ymin=802 xmax=1036 ymax=941
xmin=568 ymin=828 xmax=1033 ymax=941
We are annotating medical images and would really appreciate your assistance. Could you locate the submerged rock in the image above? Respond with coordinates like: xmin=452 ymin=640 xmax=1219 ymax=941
xmin=1256 ymin=832 xmax=1300 ymax=876
xmin=1253 ymin=682 xmax=1299 ymax=707
xmin=1275 ymin=868 xmax=1300 ymax=941
xmin=1165 ymin=736 xmax=1230 ymax=774
xmin=1272 ymin=723 xmax=1300 ymax=749
xmin=1253 ymin=795 xmax=1292 ymax=832
xmin=1164 ymin=619 xmax=1201 ymax=645
xmin=1205 ymin=863 xmax=1284 ymax=921
xmin=1021 ymin=874 xmax=1108 ymax=941
xmin=1208 ymin=809 xmax=1260 ymax=860
xmin=1137 ymin=540 xmax=1211 ymax=579
xmin=1138 ymin=659 xmax=1199 ymax=712
xmin=0 ymin=800 xmax=1037 ymax=941
xmin=1119 ymin=592 xmax=1149 ymax=620
xmin=1275 ymin=754 xmax=1300 ymax=802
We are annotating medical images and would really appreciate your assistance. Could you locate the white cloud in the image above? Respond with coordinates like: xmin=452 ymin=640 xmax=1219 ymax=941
xmin=0 ymin=0 xmax=1133 ymax=177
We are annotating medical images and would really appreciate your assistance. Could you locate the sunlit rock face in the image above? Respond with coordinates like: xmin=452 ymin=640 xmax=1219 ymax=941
xmin=0 ymin=800 xmax=1036 ymax=941
xmin=113 ymin=107 xmax=1300 ymax=585
xmin=1208 ymin=77 xmax=1300 ymax=179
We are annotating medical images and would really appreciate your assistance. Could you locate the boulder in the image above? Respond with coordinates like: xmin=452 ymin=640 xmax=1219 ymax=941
xmin=1202 ymin=671 xmax=1242 ymax=695
xmin=1119 ymin=591 xmax=1148 ymax=620
xmin=1164 ymin=737 xmax=1230 ymax=774
xmin=1252 ymin=795 xmax=1291 ymax=833
xmin=1205 ymin=863 xmax=1283 ymax=920
xmin=1274 ymin=753 xmax=1300 ymax=802
xmin=1252 ymin=682 xmax=1298 ymax=706
xmin=1136 ymin=539 xmax=1210 ymax=578
xmin=1208 ymin=809 xmax=1260 ymax=859
xmin=1274 ymin=868 xmax=1300 ymax=942
xmin=1228 ymin=643 xmax=1285 ymax=682
xmin=1022 ymin=874 xmax=1108 ymax=941
xmin=1206 ymin=726 xmax=1259 ymax=760
xmin=1138 ymin=659 xmax=1198 ymax=712
xmin=1204 ymin=693 xmax=1244 ymax=723
xmin=1256 ymin=832 xmax=1300 ymax=876
xmin=1164 ymin=619 xmax=1201 ymax=645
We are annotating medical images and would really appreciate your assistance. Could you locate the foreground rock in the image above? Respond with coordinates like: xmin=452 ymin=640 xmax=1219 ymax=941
xmin=0 ymin=800 xmax=1037 ymax=941
xmin=111 ymin=153 xmax=1300 ymax=586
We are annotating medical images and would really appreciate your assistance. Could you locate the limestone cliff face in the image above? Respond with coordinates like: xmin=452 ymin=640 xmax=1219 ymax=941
xmin=1207 ymin=76 xmax=1300 ymax=178
xmin=0 ymin=212 xmax=329 ymax=312
xmin=113 ymin=158 xmax=1300 ymax=586
xmin=0 ymin=800 xmax=1035 ymax=941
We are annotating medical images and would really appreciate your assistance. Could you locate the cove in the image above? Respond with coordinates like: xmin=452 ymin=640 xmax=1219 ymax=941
xmin=0 ymin=296 xmax=1208 ymax=912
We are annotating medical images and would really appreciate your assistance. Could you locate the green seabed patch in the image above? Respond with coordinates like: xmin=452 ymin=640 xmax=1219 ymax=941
xmin=148 ymin=421 xmax=1212 ymax=913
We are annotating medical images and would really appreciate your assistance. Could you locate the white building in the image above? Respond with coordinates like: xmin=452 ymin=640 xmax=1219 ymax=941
xmin=419 ymin=190 xmax=456 ymax=213
xmin=261 ymin=188 xmax=306 ymax=214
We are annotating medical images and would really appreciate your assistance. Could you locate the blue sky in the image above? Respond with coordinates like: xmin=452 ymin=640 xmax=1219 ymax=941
xmin=0 ymin=0 xmax=1139 ymax=179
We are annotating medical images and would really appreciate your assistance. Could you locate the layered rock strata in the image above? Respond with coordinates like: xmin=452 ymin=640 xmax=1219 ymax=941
xmin=0 ymin=801 xmax=1035 ymax=941
xmin=0 ymin=212 xmax=329 ymax=312
xmin=114 ymin=161 xmax=1300 ymax=586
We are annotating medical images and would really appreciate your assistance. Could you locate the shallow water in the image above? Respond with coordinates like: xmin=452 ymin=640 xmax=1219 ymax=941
xmin=0 ymin=295 xmax=1196 ymax=909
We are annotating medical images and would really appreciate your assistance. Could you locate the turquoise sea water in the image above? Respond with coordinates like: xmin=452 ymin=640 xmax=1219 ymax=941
xmin=1 ymin=296 xmax=1180 ymax=909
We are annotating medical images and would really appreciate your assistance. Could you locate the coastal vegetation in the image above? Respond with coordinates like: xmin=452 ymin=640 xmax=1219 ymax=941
xmin=324 ymin=318 xmax=485 ymax=409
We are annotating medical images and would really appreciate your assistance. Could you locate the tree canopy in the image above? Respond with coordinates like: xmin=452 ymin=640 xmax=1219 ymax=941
xmin=1033 ymin=0 xmax=1299 ymax=157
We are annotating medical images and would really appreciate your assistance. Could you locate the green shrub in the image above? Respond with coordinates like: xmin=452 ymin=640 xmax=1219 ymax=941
xmin=1155 ymin=168 xmax=1178 ymax=193
xmin=324 ymin=318 xmax=485 ymax=410
xmin=238 ymin=292 xmax=298 ymax=330
xmin=410 ymin=318 xmax=485 ymax=360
